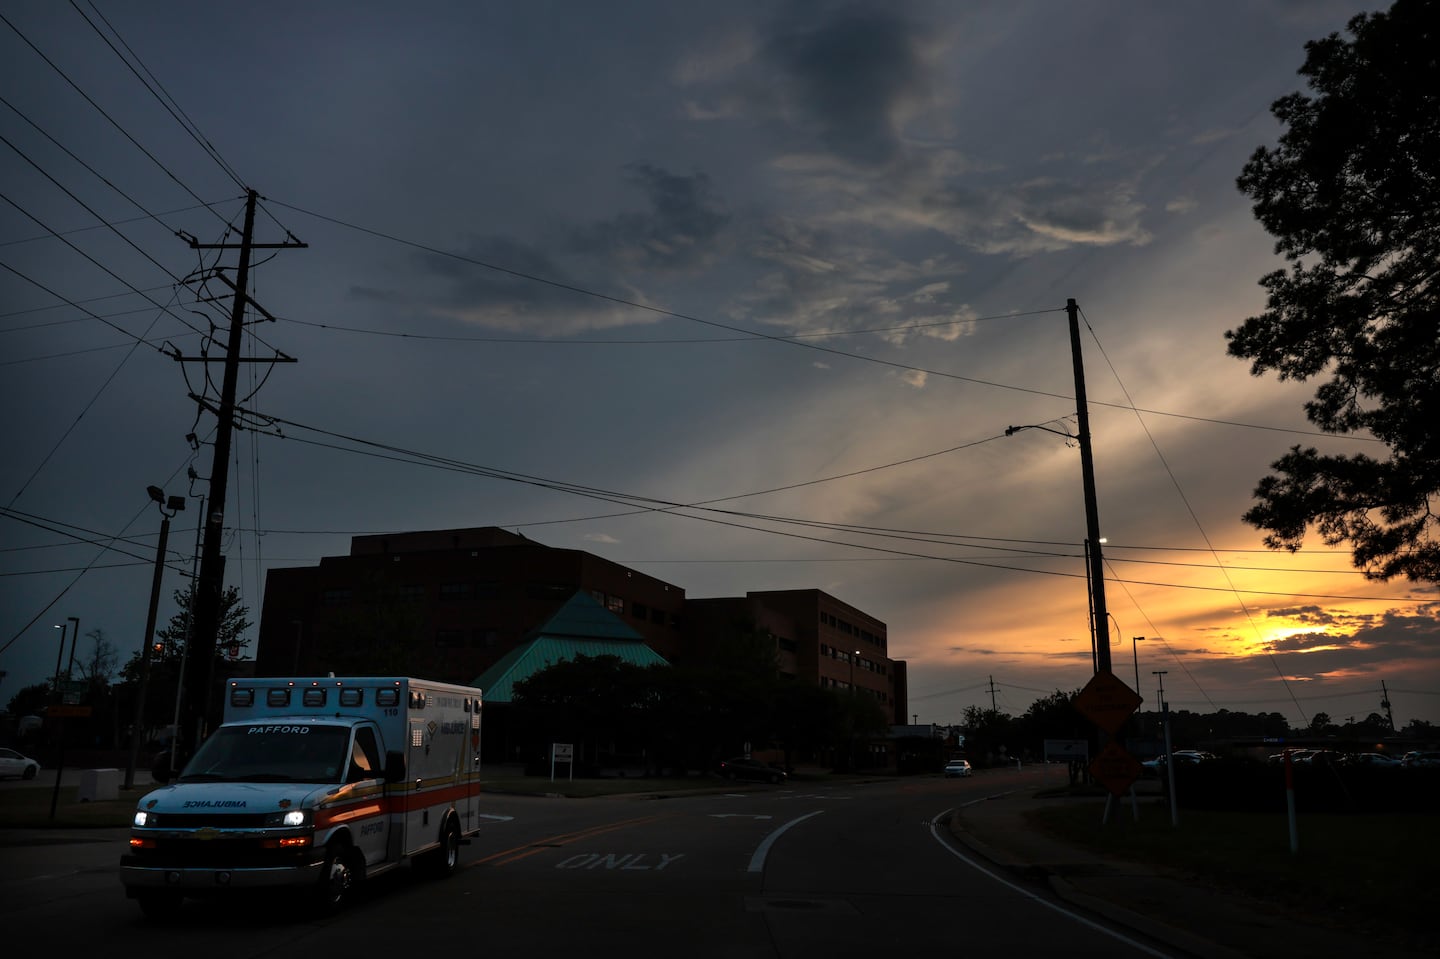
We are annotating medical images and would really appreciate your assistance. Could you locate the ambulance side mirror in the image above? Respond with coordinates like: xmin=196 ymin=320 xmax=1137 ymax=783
xmin=384 ymin=750 xmax=405 ymax=784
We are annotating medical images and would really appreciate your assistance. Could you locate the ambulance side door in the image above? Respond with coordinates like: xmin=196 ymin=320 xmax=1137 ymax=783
xmin=348 ymin=723 xmax=391 ymax=867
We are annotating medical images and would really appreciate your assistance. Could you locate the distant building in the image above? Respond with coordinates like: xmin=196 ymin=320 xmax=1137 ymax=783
xmin=686 ymin=589 xmax=906 ymax=725
xmin=256 ymin=527 xmax=907 ymax=744
xmin=256 ymin=527 xmax=685 ymax=683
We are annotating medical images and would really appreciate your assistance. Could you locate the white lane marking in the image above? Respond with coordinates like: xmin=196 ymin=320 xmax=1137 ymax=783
xmin=928 ymin=807 xmax=1176 ymax=959
xmin=748 ymin=810 xmax=824 ymax=873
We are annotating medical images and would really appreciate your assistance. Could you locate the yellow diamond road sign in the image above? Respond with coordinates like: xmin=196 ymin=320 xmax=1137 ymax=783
xmin=1073 ymin=669 xmax=1142 ymax=733
xmin=1089 ymin=741 xmax=1143 ymax=797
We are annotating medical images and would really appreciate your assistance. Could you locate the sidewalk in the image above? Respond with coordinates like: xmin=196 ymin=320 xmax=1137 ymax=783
xmin=945 ymin=789 xmax=1431 ymax=959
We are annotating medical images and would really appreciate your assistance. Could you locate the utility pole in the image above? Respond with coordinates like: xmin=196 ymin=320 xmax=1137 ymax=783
xmin=1381 ymin=680 xmax=1395 ymax=733
xmin=173 ymin=189 xmax=303 ymax=756
xmin=1154 ymin=670 xmax=1178 ymax=827
xmin=988 ymin=675 xmax=997 ymax=712
xmin=1068 ymin=298 xmax=1111 ymax=675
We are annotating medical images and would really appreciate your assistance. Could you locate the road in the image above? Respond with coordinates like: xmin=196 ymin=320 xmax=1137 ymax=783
xmin=0 ymin=767 xmax=1180 ymax=957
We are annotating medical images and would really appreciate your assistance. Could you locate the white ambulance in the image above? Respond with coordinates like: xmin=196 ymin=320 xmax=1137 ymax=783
xmin=121 ymin=676 xmax=482 ymax=919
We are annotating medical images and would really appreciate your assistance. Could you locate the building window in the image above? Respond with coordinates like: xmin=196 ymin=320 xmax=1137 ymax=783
xmin=321 ymin=588 xmax=351 ymax=607
xmin=651 ymin=608 xmax=665 ymax=624
xmin=435 ymin=629 xmax=465 ymax=648
xmin=633 ymin=602 xmax=649 ymax=620
xmin=606 ymin=595 xmax=624 ymax=615
xmin=440 ymin=582 xmax=474 ymax=602
xmin=394 ymin=584 xmax=425 ymax=602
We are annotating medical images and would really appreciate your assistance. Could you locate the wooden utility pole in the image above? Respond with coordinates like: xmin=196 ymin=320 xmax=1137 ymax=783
xmin=173 ymin=189 xmax=303 ymax=756
xmin=1068 ymin=298 xmax=1111 ymax=675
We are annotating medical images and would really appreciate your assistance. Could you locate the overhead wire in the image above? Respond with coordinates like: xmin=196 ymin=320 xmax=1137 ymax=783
xmin=1080 ymin=305 xmax=1306 ymax=722
xmin=237 ymin=409 xmax=1430 ymax=604
xmin=69 ymin=0 xmax=247 ymax=191
xmin=0 ymin=10 xmax=232 ymax=227
xmin=268 ymin=198 xmax=1379 ymax=444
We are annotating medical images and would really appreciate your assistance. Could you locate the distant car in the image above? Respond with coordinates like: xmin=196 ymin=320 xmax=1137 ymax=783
xmin=717 ymin=757 xmax=787 ymax=784
xmin=943 ymin=759 xmax=972 ymax=778
xmin=1147 ymin=751 xmax=1211 ymax=770
xmin=0 ymin=747 xmax=40 ymax=780
xmin=1402 ymin=751 xmax=1440 ymax=768
xmin=1341 ymin=752 xmax=1401 ymax=767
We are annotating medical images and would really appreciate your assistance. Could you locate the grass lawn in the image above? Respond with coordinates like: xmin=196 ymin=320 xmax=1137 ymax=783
xmin=1025 ymin=795 xmax=1436 ymax=944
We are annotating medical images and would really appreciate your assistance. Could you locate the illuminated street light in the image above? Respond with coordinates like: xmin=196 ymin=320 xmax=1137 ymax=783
xmin=126 ymin=488 xmax=185 ymax=789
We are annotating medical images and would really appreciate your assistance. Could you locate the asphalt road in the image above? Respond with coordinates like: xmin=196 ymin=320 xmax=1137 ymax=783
xmin=0 ymin=767 xmax=1182 ymax=958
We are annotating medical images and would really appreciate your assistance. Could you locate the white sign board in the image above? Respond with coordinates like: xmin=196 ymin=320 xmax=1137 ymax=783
xmin=1043 ymin=738 xmax=1090 ymax=761
xmin=551 ymin=742 xmax=574 ymax=782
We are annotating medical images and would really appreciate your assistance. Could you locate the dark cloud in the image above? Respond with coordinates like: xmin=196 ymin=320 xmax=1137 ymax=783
xmin=569 ymin=165 xmax=731 ymax=271
xmin=762 ymin=5 xmax=927 ymax=167
xmin=410 ymin=234 xmax=632 ymax=333
xmin=1267 ymin=605 xmax=1339 ymax=626
xmin=1263 ymin=631 xmax=1356 ymax=653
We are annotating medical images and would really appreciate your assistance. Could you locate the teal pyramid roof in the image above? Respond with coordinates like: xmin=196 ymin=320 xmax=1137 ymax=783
xmin=472 ymin=591 xmax=668 ymax=702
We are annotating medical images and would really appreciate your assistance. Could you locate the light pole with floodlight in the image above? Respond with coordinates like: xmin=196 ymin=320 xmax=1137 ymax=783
xmin=125 ymin=487 xmax=185 ymax=789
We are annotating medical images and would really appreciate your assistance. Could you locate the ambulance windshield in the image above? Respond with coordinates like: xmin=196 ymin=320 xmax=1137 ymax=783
xmin=178 ymin=723 xmax=351 ymax=784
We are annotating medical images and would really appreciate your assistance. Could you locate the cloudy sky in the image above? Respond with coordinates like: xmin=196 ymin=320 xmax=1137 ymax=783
xmin=3 ymin=0 xmax=1436 ymax=731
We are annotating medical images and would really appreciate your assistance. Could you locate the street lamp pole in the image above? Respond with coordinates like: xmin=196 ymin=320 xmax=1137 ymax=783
xmin=126 ymin=488 xmax=184 ymax=789
xmin=51 ymin=623 xmax=67 ymax=699
xmin=66 ymin=616 xmax=80 ymax=680
xmin=1132 ymin=636 xmax=1144 ymax=695
xmin=1154 ymin=669 xmax=1178 ymax=827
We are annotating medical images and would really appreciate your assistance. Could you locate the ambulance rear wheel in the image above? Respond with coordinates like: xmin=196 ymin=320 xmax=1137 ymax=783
xmin=422 ymin=820 xmax=461 ymax=879
xmin=315 ymin=840 xmax=356 ymax=912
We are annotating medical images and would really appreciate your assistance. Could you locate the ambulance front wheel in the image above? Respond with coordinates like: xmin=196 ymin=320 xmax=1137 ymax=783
xmin=315 ymin=839 xmax=357 ymax=912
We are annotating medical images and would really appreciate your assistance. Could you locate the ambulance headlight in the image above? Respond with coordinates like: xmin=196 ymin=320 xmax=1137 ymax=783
xmin=264 ymin=809 xmax=311 ymax=828
xmin=133 ymin=810 xmax=156 ymax=827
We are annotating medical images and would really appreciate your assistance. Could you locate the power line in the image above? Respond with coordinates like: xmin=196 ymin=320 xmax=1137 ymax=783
xmin=1082 ymin=304 xmax=1304 ymax=722
xmin=240 ymin=409 xmax=1431 ymax=604
xmin=268 ymin=198 xmax=1379 ymax=444
xmin=0 ymin=10 xmax=232 ymax=226
xmin=68 ymin=0 xmax=246 ymax=190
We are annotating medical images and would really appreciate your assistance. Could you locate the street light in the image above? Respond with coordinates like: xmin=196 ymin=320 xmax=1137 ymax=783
xmin=1007 ymin=415 xmax=1112 ymax=676
xmin=126 ymin=487 xmax=185 ymax=789
xmin=51 ymin=623 xmax=67 ymax=698
xmin=1131 ymin=636 xmax=1144 ymax=695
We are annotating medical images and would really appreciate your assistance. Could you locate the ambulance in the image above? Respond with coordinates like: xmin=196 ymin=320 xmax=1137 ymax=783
xmin=121 ymin=676 xmax=482 ymax=918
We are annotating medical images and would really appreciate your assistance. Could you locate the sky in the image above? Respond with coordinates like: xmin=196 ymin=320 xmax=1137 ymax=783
xmin=2 ymin=0 xmax=1436 ymax=733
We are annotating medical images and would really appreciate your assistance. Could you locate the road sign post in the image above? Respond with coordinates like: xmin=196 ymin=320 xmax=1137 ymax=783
xmin=551 ymin=742 xmax=574 ymax=783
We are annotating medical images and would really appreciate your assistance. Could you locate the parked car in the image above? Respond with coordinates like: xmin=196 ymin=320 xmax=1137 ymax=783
xmin=943 ymin=759 xmax=972 ymax=778
xmin=717 ymin=757 xmax=787 ymax=784
xmin=1401 ymin=751 xmax=1440 ymax=768
xmin=1145 ymin=751 xmax=1212 ymax=771
xmin=0 ymin=747 xmax=40 ymax=780
xmin=1340 ymin=752 xmax=1401 ymax=767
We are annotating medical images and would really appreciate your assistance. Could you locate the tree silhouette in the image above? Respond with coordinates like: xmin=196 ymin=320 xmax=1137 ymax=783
xmin=1228 ymin=0 xmax=1440 ymax=584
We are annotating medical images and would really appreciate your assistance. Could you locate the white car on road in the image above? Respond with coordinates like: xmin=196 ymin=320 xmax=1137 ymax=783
xmin=0 ymin=748 xmax=41 ymax=780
